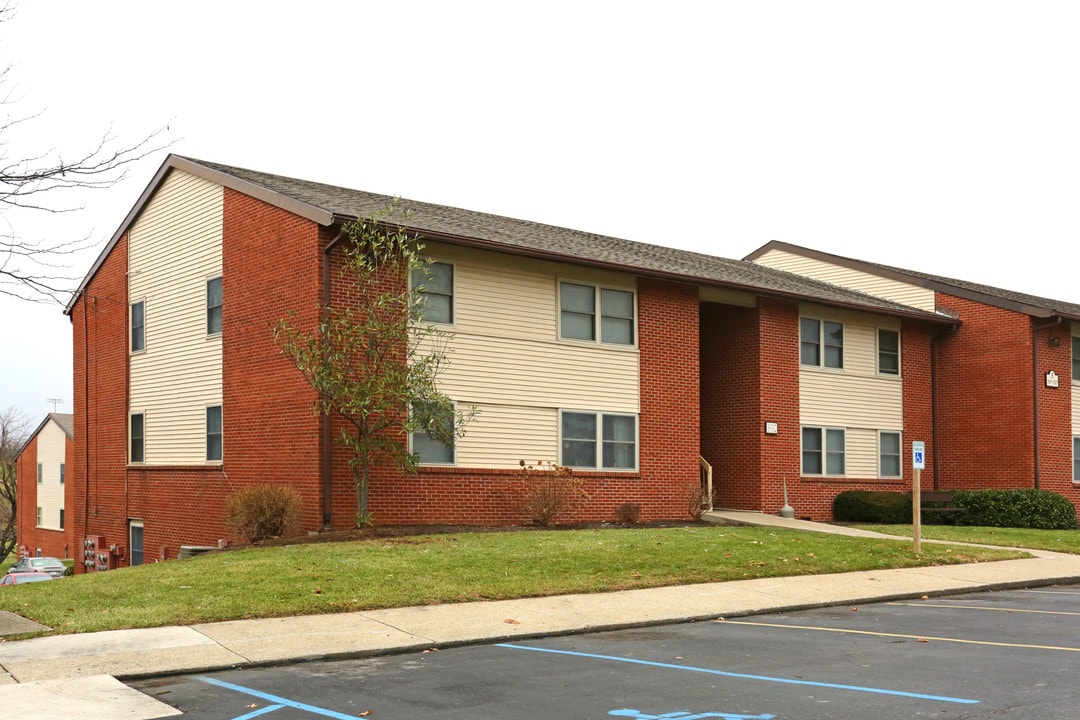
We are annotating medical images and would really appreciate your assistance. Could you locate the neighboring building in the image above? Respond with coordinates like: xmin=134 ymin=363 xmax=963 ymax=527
xmin=746 ymin=241 xmax=1080 ymax=509
xmin=15 ymin=413 xmax=74 ymax=559
xmin=62 ymin=155 xmax=951 ymax=569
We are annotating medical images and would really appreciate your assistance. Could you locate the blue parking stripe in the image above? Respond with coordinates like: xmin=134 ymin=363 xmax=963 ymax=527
xmin=198 ymin=676 xmax=361 ymax=720
xmin=497 ymin=644 xmax=979 ymax=705
xmin=232 ymin=704 xmax=286 ymax=720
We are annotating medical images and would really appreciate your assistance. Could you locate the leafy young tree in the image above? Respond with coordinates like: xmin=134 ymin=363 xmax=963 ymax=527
xmin=0 ymin=2 xmax=167 ymax=303
xmin=0 ymin=406 xmax=29 ymax=560
xmin=275 ymin=209 xmax=475 ymax=526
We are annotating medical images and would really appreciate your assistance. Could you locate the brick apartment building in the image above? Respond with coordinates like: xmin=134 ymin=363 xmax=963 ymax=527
xmin=14 ymin=413 xmax=73 ymax=559
xmin=15 ymin=154 xmax=965 ymax=571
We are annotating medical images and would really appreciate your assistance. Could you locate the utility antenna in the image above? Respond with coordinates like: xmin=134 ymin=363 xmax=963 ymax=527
xmin=47 ymin=398 xmax=63 ymax=412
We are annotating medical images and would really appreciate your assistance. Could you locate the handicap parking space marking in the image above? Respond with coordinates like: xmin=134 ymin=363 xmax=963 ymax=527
xmin=496 ymin=643 xmax=979 ymax=705
xmin=197 ymin=676 xmax=359 ymax=720
xmin=720 ymin=618 xmax=1080 ymax=653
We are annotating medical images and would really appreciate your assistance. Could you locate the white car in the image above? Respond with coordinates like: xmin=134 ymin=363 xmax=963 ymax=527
xmin=6 ymin=557 xmax=66 ymax=578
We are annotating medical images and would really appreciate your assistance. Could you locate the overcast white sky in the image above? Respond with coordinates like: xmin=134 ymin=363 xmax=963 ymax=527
xmin=3 ymin=1 xmax=1080 ymax=422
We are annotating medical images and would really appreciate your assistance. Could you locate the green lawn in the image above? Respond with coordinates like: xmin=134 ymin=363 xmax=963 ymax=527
xmin=0 ymin=525 xmax=1026 ymax=637
xmin=852 ymin=524 xmax=1080 ymax=554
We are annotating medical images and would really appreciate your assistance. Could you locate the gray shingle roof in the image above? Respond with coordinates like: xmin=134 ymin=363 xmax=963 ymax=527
xmin=746 ymin=240 xmax=1080 ymax=320
xmin=178 ymin=157 xmax=947 ymax=323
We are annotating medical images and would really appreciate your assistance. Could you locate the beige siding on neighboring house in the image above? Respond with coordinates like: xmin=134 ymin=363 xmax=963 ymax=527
xmin=756 ymin=248 xmax=935 ymax=312
xmin=35 ymin=420 xmax=67 ymax=530
xmin=421 ymin=243 xmax=640 ymax=466
xmin=129 ymin=169 xmax=223 ymax=465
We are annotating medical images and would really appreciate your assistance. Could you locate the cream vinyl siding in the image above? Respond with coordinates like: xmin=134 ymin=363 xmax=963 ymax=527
xmin=843 ymin=427 xmax=882 ymax=478
xmin=800 ymin=305 xmax=903 ymax=476
xmin=129 ymin=169 xmax=223 ymax=465
xmin=420 ymin=243 xmax=640 ymax=466
xmin=1073 ymin=384 xmax=1080 ymax=437
xmin=756 ymin=248 xmax=935 ymax=312
xmin=36 ymin=420 xmax=66 ymax=530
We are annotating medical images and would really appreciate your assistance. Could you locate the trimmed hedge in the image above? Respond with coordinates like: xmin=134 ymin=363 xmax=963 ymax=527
xmin=953 ymin=489 xmax=1079 ymax=530
xmin=833 ymin=490 xmax=912 ymax=524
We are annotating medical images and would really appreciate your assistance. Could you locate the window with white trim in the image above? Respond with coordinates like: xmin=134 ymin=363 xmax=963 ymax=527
xmin=879 ymin=431 xmax=901 ymax=478
xmin=207 ymin=277 xmax=223 ymax=335
xmin=411 ymin=401 xmax=455 ymax=464
xmin=36 ymin=463 xmax=42 ymax=484
xmin=802 ymin=426 xmax=845 ymax=475
xmin=36 ymin=507 xmax=42 ymax=526
xmin=1074 ymin=437 xmax=1080 ymax=482
xmin=206 ymin=405 xmax=223 ymax=461
xmin=878 ymin=329 xmax=900 ymax=375
xmin=560 ymin=411 xmax=638 ymax=470
xmin=411 ymin=262 xmax=454 ymax=324
xmin=131 ymin=300 xmax=145 ymax=353
xmin=60 ymin=463 xmax=65 ymax=484
xmin=130 ymin=413 xmax=145 ymax=464
xmin=1072 ymin=337 xmax=1080 ymax=382
xmin=559 ymin=282 xmax=635 ymax=345
xmin=800 ymin=318 xmax=843 ymax=368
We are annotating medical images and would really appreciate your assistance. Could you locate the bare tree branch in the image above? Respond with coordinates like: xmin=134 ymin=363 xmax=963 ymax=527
xmin=0 ymin=2 xmax=172 ymax=303
xmin=0 ymin=405 xmax=30 ymax=560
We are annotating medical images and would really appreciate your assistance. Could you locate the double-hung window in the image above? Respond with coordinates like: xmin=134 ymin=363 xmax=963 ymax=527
xmin=802 ymin=426 xmax=845 ymax=475
xmin=60 ymin=463 xmax=65 ymax=484
xmin=131 ymin=300 xmax=145 ymax=353
xmin=560 ymin=411 xmax=637 ymax=470
xmin=411 ymin=400 xmax=455 ymax=464
xmin=207 ymin=277 xmax=223 ymax=335
xmin=1072 ymin=337 xmax=1080 ymax=382
xmin=206 ymin=406 xmax=223 ymax=461
xmin=36 ymin=463 xmax=42 ymax=484
xmin=879 ymin=431 xmax=901 ymax=477
xmin=800 ymin=318 xmax=843 ymax=368
xmin=559 ymin=282 xmax=635 ymax=345
xmin=130 ymin=413 xmax=145 ymax=464
xmin=412 ymin=262 xmax=454 ymax=324
xmin=878 ymin=329 xmax=900 ymax=375
xmin=1074 ymin=437 xmax=1080 ymax=482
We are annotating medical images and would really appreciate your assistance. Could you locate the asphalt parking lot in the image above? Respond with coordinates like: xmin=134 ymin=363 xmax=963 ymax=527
xmin=132 ymin=583 xmax=1080 ymax=720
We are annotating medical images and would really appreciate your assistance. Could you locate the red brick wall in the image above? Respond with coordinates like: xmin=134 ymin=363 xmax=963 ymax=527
xmin=701 ymin=302 xmax=762 ymax=510
xmin=1031 ymin=321 xmax=1076 ymax=508
xmin=757 ymin=299 xmax=803 ymax=515
xmin=71 ymin=233 xmax=131 ymax=572
xmin=933 ymin=294 xmax=1035 ymax=488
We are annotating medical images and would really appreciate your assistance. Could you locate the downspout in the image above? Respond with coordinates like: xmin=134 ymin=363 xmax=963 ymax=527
xmin=319 ymin=226 xmax=350 ymax=529
xmin=82 ymin=298 xmax=90 ymax=542
xmin=1032 ymin=316 xmax=1063 ymax=490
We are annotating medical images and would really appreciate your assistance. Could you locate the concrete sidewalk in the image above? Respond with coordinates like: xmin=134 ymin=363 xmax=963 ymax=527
xmin=3 ymin=512 xmax=1079 ymax=719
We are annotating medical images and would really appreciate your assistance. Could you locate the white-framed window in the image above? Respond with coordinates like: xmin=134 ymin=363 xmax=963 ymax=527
xmin=559 ymin=282 xmax=636 ymax=345
xmin=1072 ymin=337 xmax=1080 ymax=383
xmin=36 ymin=507 xmax=42 ymax=527
xmin=878 ymin=329 xmax=900 ymax=375
xmin=60 ymin=463 xmax=65 ymax=484
xmin=559 ymin=410 xmax=638 ymax=470
xmin=1073 ymin=437 xmax=1080 ymax=482
xmin=411 ymin=262 xmax=454 ymax=324
xmin=130 ymin=412 xmax=145 ymax=464
xmin=411 ymin=401 xmax=455 ymax=465
xmin=207 ymin=277 xmax=223 ymax=335
xmin=879 ymin=431 xmax=902 ymax=478
xmin=206 ymin=405 xmax=223 ymax=461
xmin=36 ymin=463 xmax=42 ymax=484
xmin=800 ymin=318 xmax=843 ymax=369
xmin=802 ymin=426 xmax=845 ymax=475
xmin=129 ymin=520 xmax=144 ymax=567
xmin=131 ymin=300 xmax=146 ymax=353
